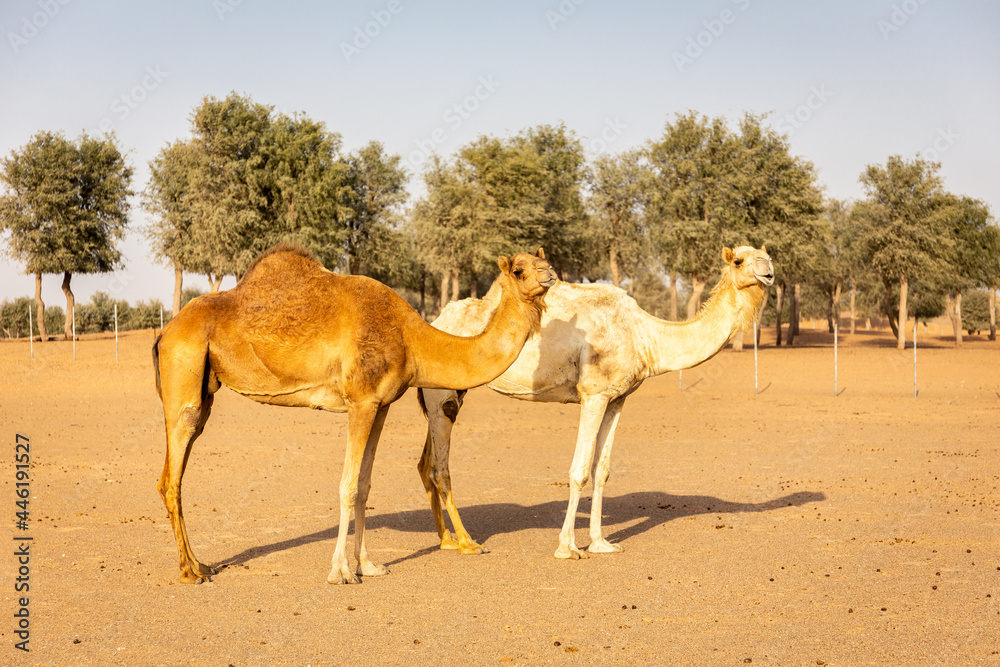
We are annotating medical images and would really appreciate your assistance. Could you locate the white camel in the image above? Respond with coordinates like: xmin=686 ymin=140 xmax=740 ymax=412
xmin=417 ymin=246 xmax=773 ymax=559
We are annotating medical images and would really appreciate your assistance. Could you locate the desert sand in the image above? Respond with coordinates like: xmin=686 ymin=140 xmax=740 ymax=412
xmin=1 ymin=323 xmax=997 ymax=665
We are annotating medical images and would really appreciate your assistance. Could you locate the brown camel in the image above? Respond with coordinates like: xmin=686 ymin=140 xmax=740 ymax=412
xmin=417 ymin=246 xmax=773 ymax=558
xmin=153 ymin=243 xmax=556 ymax=584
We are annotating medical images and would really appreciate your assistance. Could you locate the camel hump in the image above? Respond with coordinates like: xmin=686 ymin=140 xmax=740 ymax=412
xmin=240 ymin=243 xmax=319 ymax=283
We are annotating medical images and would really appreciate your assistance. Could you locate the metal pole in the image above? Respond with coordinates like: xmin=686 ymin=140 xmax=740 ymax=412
xmin=753 ymin=322 xmax=758 ymax=395
xmin=114 ymin=302 xmax=119 ymax=363
xmin=72 ymin=304 xmax=76 ymax=361
xmin=28 ymin=303 xmax=33 ymax=360
xmin=834 ymin=320 xmax=838 ymax=396
xmin=913 ymin=320 xmax=917 ymax=398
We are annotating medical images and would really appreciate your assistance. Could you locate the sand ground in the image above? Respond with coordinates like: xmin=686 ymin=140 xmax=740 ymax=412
xmin=1 ymin=324 xmax=997 ymax=666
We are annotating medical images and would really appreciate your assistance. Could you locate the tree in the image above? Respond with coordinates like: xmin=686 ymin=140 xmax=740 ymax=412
xmin=143 ymin=139 xmax=204 ymax=314
xmin=0 ymin=131 xmax=133 ymax=340
xmin=941 ymin=196 xmax=998 ymax=345
xmin=587 ymin=148 xmax=651 ymax=289
xmin=852 ymin=155 xmax=954 ymax=349
xmin=649 ymin=112 xmax=744 ymax=319
xmin=339 ymin=141 xmax=408 ymax=275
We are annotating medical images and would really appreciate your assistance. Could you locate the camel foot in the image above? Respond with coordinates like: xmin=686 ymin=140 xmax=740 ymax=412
xmin=357 ymin=562 xmax=390 ymax=578
xmin=459 ymin=541 xmax=489 ymax=555
xmin=178 ymin=560 xmax=216 ymax=583
xmin=587 ymin=539 xmax=624 ymax=554
xmin=554 ymin=546 xmax=589 ymax=560
xmin=439 ymin=534 xmax=460 ymax=550
xmin=327 ymin=566 xmax=362 ymax=585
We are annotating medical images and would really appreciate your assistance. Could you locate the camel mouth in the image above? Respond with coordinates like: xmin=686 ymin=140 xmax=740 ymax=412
xmin=757 ymin=273 xmax=774 ymax=286
xmin=540 ymin=276 xmax=557 ymax=288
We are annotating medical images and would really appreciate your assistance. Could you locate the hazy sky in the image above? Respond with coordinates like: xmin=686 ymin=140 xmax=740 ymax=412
xmin=1 ymin=0 xmax=998 ymax=307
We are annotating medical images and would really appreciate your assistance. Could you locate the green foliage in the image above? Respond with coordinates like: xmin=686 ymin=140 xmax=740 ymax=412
xmin=587 ymin=148 xmax=652 ymax=286
xmin=412 ymin=124 xmax=589 ymax=287
xmin=179 ymin=286 xmax=205 ymax=310
xmin=0 ymin=131 xmax=133 ymax=276
xmin=44 ymin=305 xmax=64 ymax=335
xmin=124 ymin=299 xmax=165 ymax=329
xmin=0 ymin=297 xmax=34 ymax=338
xmin=75 ymin=291 xmax=130 ymax=334
xmin=961 ymin=290 xmax=990 ymax=334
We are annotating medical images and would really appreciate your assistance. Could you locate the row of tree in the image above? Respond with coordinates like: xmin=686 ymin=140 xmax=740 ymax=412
xmin=2 ymin=92 xmax=998 ymax=349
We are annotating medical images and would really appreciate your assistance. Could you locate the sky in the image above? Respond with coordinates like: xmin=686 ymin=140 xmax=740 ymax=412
xmin=1 ymin=0 xmax=998 ymax=308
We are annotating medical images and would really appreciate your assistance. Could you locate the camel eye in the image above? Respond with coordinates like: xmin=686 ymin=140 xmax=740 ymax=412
xmin=513 ymin=268 xmax=523 ymax=278
xmin=734 ymin=258 xmax=743 ymax=267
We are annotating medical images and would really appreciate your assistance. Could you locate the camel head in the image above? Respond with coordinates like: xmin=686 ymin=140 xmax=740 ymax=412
xmin=497 ymin=248 xmax=557 ymax=304
xmin=723 ymin=245 xmax=774 ymax=290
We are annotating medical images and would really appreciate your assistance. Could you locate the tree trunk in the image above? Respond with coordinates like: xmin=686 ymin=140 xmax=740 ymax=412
xmin=686 ymin=276 xmax=707 ymax=320
xmin=787 ymin=286 xmax=798 ymax=346
xmin=829 ymin=282 xmax=841 ymax=333
xmin=627 ymin=274 xmax=635 ymax=296
xmin=849 ymin=283 xmax=857 ymax=334
xmin=756 ymin=288 xmax=769 ymax=346
xmin=172 ymin=266 xmax=183 ymax=316
xmin=884 ymin=287 xmax=899 ymax=340
xmin=440 ymin=271 xmax=450 ymax=309
xmin=470 ymin=271 xmax=478 ymax=299
xmin=208 ymin=273 xmax=224 ymax=293
xmin=896 ymin=276 xmax=908 ymax=350
xmin=774 ymin=283 xmax=784 ymax=346
xmin=61 ymin=271 xmax=75 ymax=341
xmin=450 ymin=270 xmax=460 ymax=303
xmin=608 ymin=238 xmax=621 ymax=288
xmin=34 ymin=272 xmax=47 ymax=342
xmin=989 ymin=287 xmax=997 ymax=341
xmin=791 ymin=284 xmax=801 ymax=337
xmin=419 ymin=271 xmax=427 ymax=320
xmin=954 ymin=291 xmax=963 ymax=346
xmin=668 ymin=269 xmax=678 ymax=321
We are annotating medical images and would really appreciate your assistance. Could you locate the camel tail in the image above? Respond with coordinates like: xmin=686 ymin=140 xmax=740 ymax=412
xmin=152 ymin=336 xmax=163 ymax=400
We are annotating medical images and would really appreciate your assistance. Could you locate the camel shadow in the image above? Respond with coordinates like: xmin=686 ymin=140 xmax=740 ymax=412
xmin=213 ymin=489 xmax=824 ymax=571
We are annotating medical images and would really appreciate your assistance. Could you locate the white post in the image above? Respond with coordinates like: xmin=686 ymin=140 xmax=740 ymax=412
xmin=72 ymin=304 xmax=76 ymax=361
xmin=114 ymin=302 xmax=119 ymax=363
xmin=28 ymin=303 xmax=33 ymax=360
xmin=753 ymin=322 xmax=758 ymax=395
xmin=913 ymin=320 xmax=917 ymax=398
xmin=834 ymin=320 xmax=838 ymax=396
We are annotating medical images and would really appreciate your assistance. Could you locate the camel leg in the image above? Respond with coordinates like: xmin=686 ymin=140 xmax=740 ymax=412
xmin=587 ymin=395 xmax=626 ymax=554
xmin=354 ymin=404 xmax=391 ymax=578
xmin=328 ymin=400 xmax=381 ymax=585
xmin=156 ymin=345 xmax=218 ymax=584
xmin=417 ymin=391 xmax=487 ymax=555
xmin=555 ymin=394 xmax=610 ymax=560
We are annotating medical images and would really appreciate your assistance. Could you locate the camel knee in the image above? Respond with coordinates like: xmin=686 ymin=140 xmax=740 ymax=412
xmin=569 ymin=468 xmax=590 ymax=491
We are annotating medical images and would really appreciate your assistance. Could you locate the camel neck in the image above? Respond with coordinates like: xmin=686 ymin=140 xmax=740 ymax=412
xmin=639 ymin=282 xmax=761 ymax=378
xmin=410 ymin=288 xmax=536 ymax=390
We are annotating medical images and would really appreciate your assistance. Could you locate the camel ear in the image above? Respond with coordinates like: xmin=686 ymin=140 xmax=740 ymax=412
xmin=761 ymin=245 xmax=767 ymax=254
xmin=498 ymin=256 xmax=511 ymax=275
xmin=536 ymin=247 xmax=545 ymax=259
xmin=722 ymin=248 xmax=734 ymax=264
